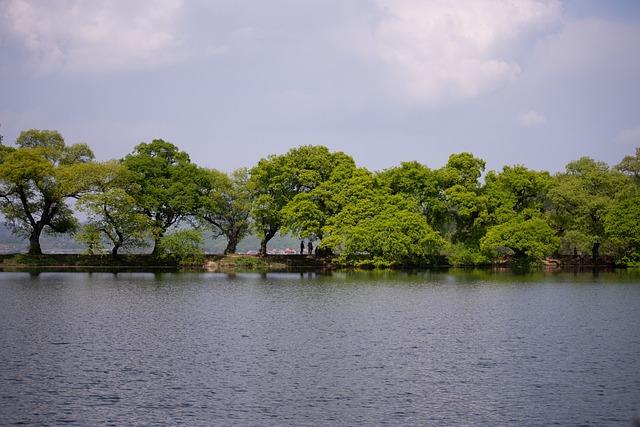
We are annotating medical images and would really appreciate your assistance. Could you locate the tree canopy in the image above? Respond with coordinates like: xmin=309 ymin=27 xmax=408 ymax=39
xmin=122 ymin=139 xmax=210 ymax=254
xmin=75 ymin=161 xmax=152 ymax=256
xmin=201 ymin=168 xmax=252 ymax=254
xmin=2 ymin=128 xmax=639 ymax=267
xmin=0 ymin=129 xmax=94 ymax=254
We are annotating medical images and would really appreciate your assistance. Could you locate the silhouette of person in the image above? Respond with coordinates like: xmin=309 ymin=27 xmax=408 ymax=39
xmin=308 ymin=241 xmax=313 ymax=255
xmin=300 ymin=240 xmax=305 ymax=255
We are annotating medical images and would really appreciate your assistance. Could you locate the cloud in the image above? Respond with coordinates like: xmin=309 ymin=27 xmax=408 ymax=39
xmin=519 ymin=110 xmax=547 ymax=127
xmin=2 ymin=0 xmax=187 ymax=73
xmin=617 ymin=127 xmax=640 ymax=146
xmin=529 ymin=19 xmax=640 ymax=78
xmin=373 ymin=0 xmax=562 ymax=104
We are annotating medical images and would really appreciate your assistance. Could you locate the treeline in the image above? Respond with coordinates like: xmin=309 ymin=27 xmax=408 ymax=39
xmin=0 ymin=129 xmax=639 ymax=267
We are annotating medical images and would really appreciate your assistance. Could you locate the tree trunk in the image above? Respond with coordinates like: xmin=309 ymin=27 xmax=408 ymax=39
xmin=224 ymin=234 xmax=238 ymax=255
xmin=151 ymin=236 xmax=162 ymax=257
xmin=592 ymin=242 xmax=600 ymax=264
xmin=259 ymin=229 xmax=277 ymax=256
xmin=28 ymin=227 xmax=43 ymax=255
xmin=111 ymin=243 xmax=121 ymax=257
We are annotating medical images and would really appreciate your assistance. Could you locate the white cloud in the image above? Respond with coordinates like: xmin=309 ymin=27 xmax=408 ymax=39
xmin=2 ymin=0 xmax=187 ymax=73
xmin=374 ymin=0 xmax=561 ymax=104
xmin=617 ymin=127 xmax=640 ymax=146
xmin=519 ymin=110 xmax=547 ymax=127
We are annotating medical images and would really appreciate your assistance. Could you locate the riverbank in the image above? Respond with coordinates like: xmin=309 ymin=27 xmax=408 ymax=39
xmin=0 ymin=253 xmax=333 ymax=272
xmin=0 ymin=253 xmax=621 ymax=272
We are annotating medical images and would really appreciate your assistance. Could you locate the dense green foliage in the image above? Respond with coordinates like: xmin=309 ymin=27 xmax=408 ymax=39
xmin=0 ymin=130 xmax=94 ymax=254
xmin=1 ymin=128 xmax=639 ymax=267
xmin=75 ymin=161 xmax=152 ymax=256
xmin=122 ymin=140 xmax=210 ymax=254
xmin=157 ymin=229 xmax=205 ymax=266
xmin=200 ymin=168 xmax=252 ymax=254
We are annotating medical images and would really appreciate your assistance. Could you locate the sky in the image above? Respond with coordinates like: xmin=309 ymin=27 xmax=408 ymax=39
xmin=1 ymin=0 xmax=639 ymax=174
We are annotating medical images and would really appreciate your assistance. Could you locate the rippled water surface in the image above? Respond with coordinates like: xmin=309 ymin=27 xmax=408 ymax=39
xmin=1 ymin=270 xmax=640 ymax=426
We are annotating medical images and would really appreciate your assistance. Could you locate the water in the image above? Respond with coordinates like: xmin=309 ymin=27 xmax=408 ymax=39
xmin=1 ymin=270 xmax=639 ymax=426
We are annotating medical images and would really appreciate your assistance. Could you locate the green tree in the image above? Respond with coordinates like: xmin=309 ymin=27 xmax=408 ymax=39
xmin=616 ymin=147 xmax=640 ymax=184
xmin=321 ymin=186 xmax=445 ymax=267
xmin=280 ymin=151 xmax=357 ymax=241
xmin=605 ymin=190 xmax=640 ymax=265
xmin=439 ymin=152 xmax=486 ymax=190
xmin=122 ymin=139 xmax=209 ymax=255
xmin=76 ymin=161 xmax=152 ymax=256
xmin=0 ymin=129 xmax=94 ymax=255
xmin=479 ymin=165 xmax=556 ymax=263
xmin=439 ymin=153 xmax=489 ymax=261
xmin=480 ymin=216 xmax=559 ymax=262
xmin=201 ymin=168 xmax=252 ymax=254
xmin=548 ymin=157 xmax=632 ymax=261
xmin=75 ymin=224 xmax=105 ymax=255
xmin=378 ymin=161 xmax=448 ymax=232
xmin=484 ymin=165 xmax=552 ymax=222
xmin=157 ymin=229 xmax=205 ymax=266
xmin=249 ymin=145 xmax=355 ymax=255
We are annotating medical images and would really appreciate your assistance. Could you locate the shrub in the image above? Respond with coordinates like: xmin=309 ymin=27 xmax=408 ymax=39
xmin=157 ymin=230 xmax=205 ymax=266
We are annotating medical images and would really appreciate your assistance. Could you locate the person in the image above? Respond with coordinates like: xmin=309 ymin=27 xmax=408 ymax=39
xmin=300 ymin=240 xmax=305 ymax=255
xmin=308 ymin=241 xmax=313 ymax=255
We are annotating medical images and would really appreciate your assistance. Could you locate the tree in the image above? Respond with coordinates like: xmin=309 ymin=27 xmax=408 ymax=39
xmin=157 ymin=229 xmax=205 ymax=266
xmin=76 ymin=161 xmax=152 ymax=256
xmin=439 ymin=152 xmax=486 ymax=190
xmin=122 ymin=139 xmax=209 ymax=255
xmin=484 ymin=165 xmax=552 ymax=222
xmin=249 ymin=145 xmax=355 ymax=255
xmin=477 ymin=166 xmax=557 ymax=263
xmin=548 ymin=157 xmax=632 ymax=261
xmin=605 ymin=190 xmax=640 ymax=265
xmin=0 ymin=129 xmax=94 ymax=255
xmin=378 ymin=161 xmax=448 ymax=232
xmin=616 ymin=147 xmax=640 ymax=184
xmin=280 ymin=151 xmax=357 ymax=241
xmin=201 ymin=168 xmax=252 ymax=254
xmin=480 ymin=216 xmax=559 ymax=262
xmin=438 ymin=153 xmax=489 ymax=261
xmin=321 ymin=184 xmax=445 ymax=267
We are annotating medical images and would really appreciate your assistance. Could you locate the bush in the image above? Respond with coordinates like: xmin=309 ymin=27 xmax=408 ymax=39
xmin=157 ymin=230 xmax=205 ymax=266
xmin=445 ymin=243 xmax=488 ymax=266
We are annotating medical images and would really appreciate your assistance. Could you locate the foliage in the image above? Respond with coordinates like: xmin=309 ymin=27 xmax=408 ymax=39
xmin=157 ymin=229 xmax=205 ymax=266
xmin=75 ymin=161 xmax=152 ymax=256
xmin=249 ymin=145 xmax=356 ymax=254
xmin=548 ymin=157 xmax=632 ymax=259
xmin=321 ymin=187 xmax=445 ymax=266
xmin=75 ymin=224 xmax=106 ymax=255
xmin=3 ymin=129 xmax=639 ymax=270
xmin=201 ymin=168 xmax=252 ymax=254
xmin=480 ymin=216 xmax=560 ymax=262
xmin=123 ymin=139 xmax=210 ymax=254
xmin=0 ymin=129 xmax=94 ymax=254
xmin=605 ymin=191 xmax=640 ymax=265
xmin=233 ymin=256 xmax=269 ymax=269
xmin=484 ymin=165 xmax=552 ymax=222
xmin=445 ymin=242 xmax=489 ymax=266
xmin=439 ymin=152 xmax=486 ymax=190
xmin=378 ymin=161 xmax=448 ymax=232
xmin=615 ymin=147 xmax=640 ymax=184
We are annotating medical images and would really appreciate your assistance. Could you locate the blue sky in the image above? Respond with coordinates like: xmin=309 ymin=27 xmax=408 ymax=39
xmin=1 ymin=0 xmax=639 ymax=173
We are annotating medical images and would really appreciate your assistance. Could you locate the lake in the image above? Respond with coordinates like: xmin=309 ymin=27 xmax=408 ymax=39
xmin=1 ymin=269 xmax=639 ymax=426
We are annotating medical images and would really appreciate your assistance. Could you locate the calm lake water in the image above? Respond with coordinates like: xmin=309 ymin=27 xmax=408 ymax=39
xmin=1 ymin=269 xmax=639 ymax=426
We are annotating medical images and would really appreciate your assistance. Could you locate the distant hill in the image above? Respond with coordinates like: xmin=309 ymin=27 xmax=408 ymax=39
xmin=0 ymin=223 xmax=302 ymax=255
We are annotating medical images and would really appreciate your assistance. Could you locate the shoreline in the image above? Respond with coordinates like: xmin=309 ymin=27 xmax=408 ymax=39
xmin=0 ymin=253 xmax=623 ymax=273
